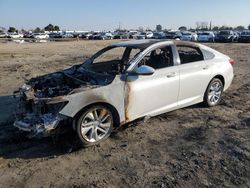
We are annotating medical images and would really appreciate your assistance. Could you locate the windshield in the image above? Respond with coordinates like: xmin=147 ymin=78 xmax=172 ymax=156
xmin=83 ymin=46 xmax=142 ymax=75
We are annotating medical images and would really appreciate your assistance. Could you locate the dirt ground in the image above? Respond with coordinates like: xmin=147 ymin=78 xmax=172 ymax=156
xmin=0 ymin=40 xmax=249 ymax=188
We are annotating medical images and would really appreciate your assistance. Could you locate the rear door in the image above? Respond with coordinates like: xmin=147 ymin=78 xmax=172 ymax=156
xmin=176 ymin=45 xmax=212 ymax=107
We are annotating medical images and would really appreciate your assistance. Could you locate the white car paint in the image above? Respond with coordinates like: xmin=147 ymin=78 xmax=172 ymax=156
xmin=198 ymin=32 xmax=215 ymax=42
xmin=124 ymin=40 xmax=233 ymax=120
xmin=33 ymin=33 xmax=49 ymax=39
xmin=14 ymin=40 xmax=234 ymax=139
xmin=58 ymin=40 xmax=234 ymax=123
xmin=181 ymin=32 xmax=198 ymax=41
xmin=136 ymin=32 xmax=154 ymax=39
xmin=8 ymin=33 xmax=23 ymax=39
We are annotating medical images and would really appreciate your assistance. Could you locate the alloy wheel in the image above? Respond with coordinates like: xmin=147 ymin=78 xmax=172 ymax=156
xmin=208 ymin=81 xmax=223 ymax=105
xmin=80 ymin=107 xmax=112 ymax=143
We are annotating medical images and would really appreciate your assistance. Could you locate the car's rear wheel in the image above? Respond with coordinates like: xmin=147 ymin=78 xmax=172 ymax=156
xmin=203 ymin=78 xmax=224 ymax=107
xmin=76 ymin=105 xmax=113 ymax=147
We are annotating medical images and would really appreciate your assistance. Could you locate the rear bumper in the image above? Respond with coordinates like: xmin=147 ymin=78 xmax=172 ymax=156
xmin=224 ymin=68 xmax=234 ymax=92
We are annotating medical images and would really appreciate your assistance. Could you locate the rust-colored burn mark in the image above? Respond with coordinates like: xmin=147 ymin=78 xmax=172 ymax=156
xmin=124 ymin=81 xmax=131 ymax=122
xmin=46 ymin=96 xmax=65 ymax=104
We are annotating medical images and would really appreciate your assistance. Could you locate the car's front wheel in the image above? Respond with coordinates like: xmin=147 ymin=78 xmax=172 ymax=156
xmin=76 ymin=105 xmax=113 ymax=147
xmin=203 ymin=78 xmax=224 ymax=107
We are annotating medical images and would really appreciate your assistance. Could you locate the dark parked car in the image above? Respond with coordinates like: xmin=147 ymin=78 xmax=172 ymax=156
xmin=49 ymin=33 xmax=62 ymax=38
xmin=88 ymin=33 xmax=100 ymax=40
xmin=80 ymin=33 xmax=92 ymax=39
xmin=164 ymin=31 xmax=182 ymax=39
xmin=238 ymin=30 xmax=250 ymax=43
xmin=113 ymin=33 xmax=129 ymax=39
xmin=215 ymin=30 xmax=238 ymax=42
xmin=94 ymin=33 xmax=113 ymax=40
xmin=23 ymin=33 xmax=33 ymax=38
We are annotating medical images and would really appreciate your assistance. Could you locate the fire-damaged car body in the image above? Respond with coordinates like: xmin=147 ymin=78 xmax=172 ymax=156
xmin=14 ymin=66 xmax=117 ymax=137
xmin=14 ymin=40 xmax=234 ymax=146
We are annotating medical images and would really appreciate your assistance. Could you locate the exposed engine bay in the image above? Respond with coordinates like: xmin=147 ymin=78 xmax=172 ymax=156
xmin=23 ymin=64 xmax=117 ymax=98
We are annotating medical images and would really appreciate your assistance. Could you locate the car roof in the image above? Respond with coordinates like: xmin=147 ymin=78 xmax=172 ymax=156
xmin=111 ymin=39 xmax=163 ymax=49
xmin=111 ymin=39 xmax=199 ymax=49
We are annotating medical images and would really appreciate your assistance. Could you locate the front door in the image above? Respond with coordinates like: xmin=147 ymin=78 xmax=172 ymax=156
xmin=125 ymin=46 xmax=180 ymax=121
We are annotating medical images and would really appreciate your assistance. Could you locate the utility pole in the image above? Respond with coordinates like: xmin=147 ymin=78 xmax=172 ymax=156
xmin=119 ymin=22 xmax=122 ymax=31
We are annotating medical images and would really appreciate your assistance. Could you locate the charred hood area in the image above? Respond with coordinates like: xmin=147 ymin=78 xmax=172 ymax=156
xmin=25 ymin=65 xmax=116 ymax=98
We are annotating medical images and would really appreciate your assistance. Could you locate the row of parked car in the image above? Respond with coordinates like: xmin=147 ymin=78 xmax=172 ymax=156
xmin=62 ymin=30 xmax=250 ymax=43
xmin=157 ymin=30 xmax=247 ymax=43
xmin=1 ymin=30 xmax=250 ymax=43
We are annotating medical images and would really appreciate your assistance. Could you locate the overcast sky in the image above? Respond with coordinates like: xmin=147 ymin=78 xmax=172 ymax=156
xmin=1 ymin=0 xmax=250 ymax=31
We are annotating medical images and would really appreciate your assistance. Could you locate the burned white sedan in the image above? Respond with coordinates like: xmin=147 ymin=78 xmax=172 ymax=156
xmin=14 ymin=40 xmax=234 ymax=146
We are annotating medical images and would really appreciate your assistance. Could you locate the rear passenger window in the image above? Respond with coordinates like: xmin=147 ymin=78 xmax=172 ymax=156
xmin=177 ymin=46 xmax=204 ymax=64
xmin=201 ymin=49 xmax=215 ymax=60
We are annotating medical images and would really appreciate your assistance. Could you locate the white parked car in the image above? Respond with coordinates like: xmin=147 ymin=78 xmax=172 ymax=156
xmin=129 ymin=31 xmax=139 ymax=39
xmin=145 ymin=31 xmax=154 ymax=39
xmin=198 ymin=32 xmax=215 ymax=42
xmin=33 ymin=33 xmax=49 ymax=39
xmin=105 ymin=32 xmax=114 ymax=39
xmin=181 ymin=31 xmax=198 ymax=41
xmin=14 ymin=40 xmax=234 ymax=147
xmin=136 ymin=32 xmax=154 ymax=39
xmin=8 ymin=33 xmax=23 ymax=39
xmin=62 ymin=33 xmax=74 ymax=38
xmin=0 ymin=32 xmax=7 ymax=38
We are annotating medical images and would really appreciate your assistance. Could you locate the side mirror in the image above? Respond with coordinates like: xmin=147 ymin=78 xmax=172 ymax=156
xmin=135 ymin=65 xmax=155 ymax=76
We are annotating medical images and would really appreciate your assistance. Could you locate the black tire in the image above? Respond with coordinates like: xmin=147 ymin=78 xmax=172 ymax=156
xmin=210 ymin=38 xmax=215 ymax=43
xmin=76 ymin=105 xmax=114 ymax=147
xmin=203 ymin=78 xmax=224 ymax=107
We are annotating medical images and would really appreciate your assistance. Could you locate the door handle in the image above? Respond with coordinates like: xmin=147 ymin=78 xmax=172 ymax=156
xmin=166 ymin=72 xmax=176 ymax=78
xmin=202 ymin=65 xmax=209 ymax=70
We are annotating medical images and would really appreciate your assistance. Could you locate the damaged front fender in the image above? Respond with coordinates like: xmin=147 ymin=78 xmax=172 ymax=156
xmin=13 ymin=90 xmax=70 ymax=137
xmin=14 ymin=113 xmax=68 ymax=137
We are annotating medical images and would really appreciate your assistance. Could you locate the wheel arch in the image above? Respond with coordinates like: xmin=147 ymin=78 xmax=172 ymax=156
xmin=72 ymin=102 xmax=120 ymax=130
xmin=203 ymin=75 xmax=225 ymax=107
xmin=213 ymin=75 xmax=225 ymax=86
xmin=204 ymin=74 xmax=225 ymax=99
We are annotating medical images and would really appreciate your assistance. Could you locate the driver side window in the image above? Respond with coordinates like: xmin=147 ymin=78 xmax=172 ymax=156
xmin=139 ymin=46 xmax=173 ymax=69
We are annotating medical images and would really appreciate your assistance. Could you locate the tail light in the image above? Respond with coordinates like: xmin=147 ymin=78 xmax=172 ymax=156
xmin=229 ymin=59 xmax=235 ymax=66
